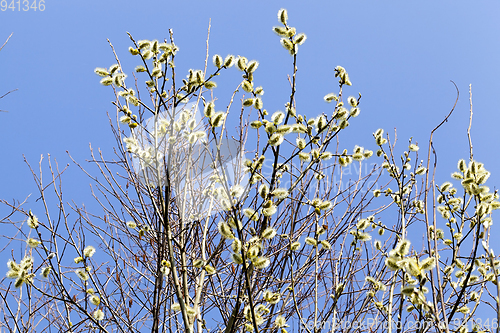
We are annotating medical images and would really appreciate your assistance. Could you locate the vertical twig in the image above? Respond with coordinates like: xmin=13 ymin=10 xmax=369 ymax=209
xmin=0 ymin=33 xmax=13 ymax=52
xmin=468 ymin=84 xmax=474 ymax=161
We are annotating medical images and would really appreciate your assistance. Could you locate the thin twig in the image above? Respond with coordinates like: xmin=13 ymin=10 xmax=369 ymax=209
xmin=0 ymin=33 xmax=13 ymax=52
xmin=467 ymin=84 xmax=474 ymax=160
xmin=0 ymin=89 xmax=18 ymax=112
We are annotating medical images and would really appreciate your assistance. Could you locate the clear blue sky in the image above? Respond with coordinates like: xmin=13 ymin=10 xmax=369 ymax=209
xmin=1 ymin=1 xmax=499 ymax=230
xmin=1 ymin=1 xmax=500 ymax=330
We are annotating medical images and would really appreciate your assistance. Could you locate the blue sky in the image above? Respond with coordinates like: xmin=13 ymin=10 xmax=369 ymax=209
xmin=1 ymin=1 xmax=499 ymax=206
xmin=1 ymin=0 xmax=500 ymax=329
xmin=0 ymin=2 xmax=498 ymax=221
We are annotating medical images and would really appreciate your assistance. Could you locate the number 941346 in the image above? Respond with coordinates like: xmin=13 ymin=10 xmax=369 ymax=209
xmin=1 ymin=0 xmax=45 ymax=11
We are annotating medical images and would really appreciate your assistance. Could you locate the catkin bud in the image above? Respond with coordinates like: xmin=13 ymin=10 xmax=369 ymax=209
xmin=262 ymin=227 xmax=277 ymax=239
xmin=204 ymin=81 xmax=217 ymax=89
xmin=204 ymin=265 xmax=216 ymax=274
xmin=210 ymin=112 xmax=225 ymax=127
xmin=356 ymin=219 xmax=369 ymax=230
xmin=290 ymin=241 xmax=301 ymax=251
xmin=296 ymin=137 xmax=306 ymax=150
xmin=268 ymin=133 xmax=284 ymax=146
xmin=217 ymin=221 xmax=234 ymax=239
xmin=41 ymin=266 xmax=51 ymax=278
xmin=243 ymin=98 xmax=254 ymax=107
xmin=224 ymin=55 xmax=235 ymax=68
xmin=254 ymin=98 xmax=263 ymax=110
xmin=280 ymin=38 xmax=294 ymax=52
xmin=262 ymin=201 xmax=277 ymax=217
xmin=100 ymin=77 xmax=113 ymax=86
xmin=348 ymin=96 xmax=358 ymax=107
xmin=458 ymin=159 xmax=466 ymax=172
xmin=109 ymin=64 xmax=120 ymax=74
xmin=237 ymin=57 xmax=247 ymax=71
xmin=420 ymin=257 xmax=436 ymax=271
xmin=278 ymin=8 xmax=288 ymax=25
xmin=250 ymin=120 xmax=262 ymax=129
xmin=350 ymin=107 xmax=360 ymax=117
xmin=264 ymin=121 xmax=276 ymax=134
xmin=232 ymin=239 xmax=242 ymax=253
xmin=129 ymin=47 xmax=140 ymax=55
xmin=172 ymin=303 xmax=181 ymax=311
xmin=213 ymin=54 xmax=223 ymax=68
xmin=415 ymin=167 xmax=427 ymax=175
xmin=311 ymin=149 xmax=320 ymax=160
xmin=316 ymin=116 xmax=326 ymax=133
xmin=94 ymin=67 xmax=109 ymax=77
xmin=193 ymin=259 xmax=204 ymax=268
xmin=271 ymin=188 xmax=289 ymax=199
xmin=339 ymin=119 xmax=349 ymax=129
xmin=252 ymin=257 xmax=270 ymax=269
xmin=385 ymin=257 xmax=400 ymax=271
xmin=396 ymin=239 xmax=411 ymax=256
xmin=270 ymin=111 xmax=284 ymax=125
xmin=299 ymin=152 xmax=310 ymax=161
xmin=90 ymin=295 xmax=101 ymax=306
xmin=138 ymin=40 xmax=151 ymax=50
xmin=242 ymin=80 xmax=253 ymax=92
xmin=440 ymin=182 xmax=452 ymax=192
xmin=305 ymin=237 xmax=317 ymax=247
xmin=243 ymin=208 xmax=259 ymax=221
xmin=273 ymin=26 xmax=288 ymax=37
xmin=231 ymin=253 xmax=243 ymax=264
xmin=259 ymin=184 xmax=269 ymax=199
xmin=294 ymin=33 xmax=307 ymax=45
xmin=318 ymin=200 xmax=332 ymax=210
xmin=83 ymin=246 xmax=96 ymax=258
xmin=27 ymin=238 xmax=41 ymax=248
xmin=320 ymin=240 xmax=331 ymax=250
xmin=409 ymin=144 xmax=419 ymax=152
xmin=470 ymin=161 xmax=477 ymax=174
xmin=324 ymin=93 xmax=338 ymax=103
xmin=247 ymin=60 xmax=259 ymax=73
xmin=204 ymin=102 xmax=215 ymax=118
xmin=27 ymin=211 xmax=39 ymax=228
